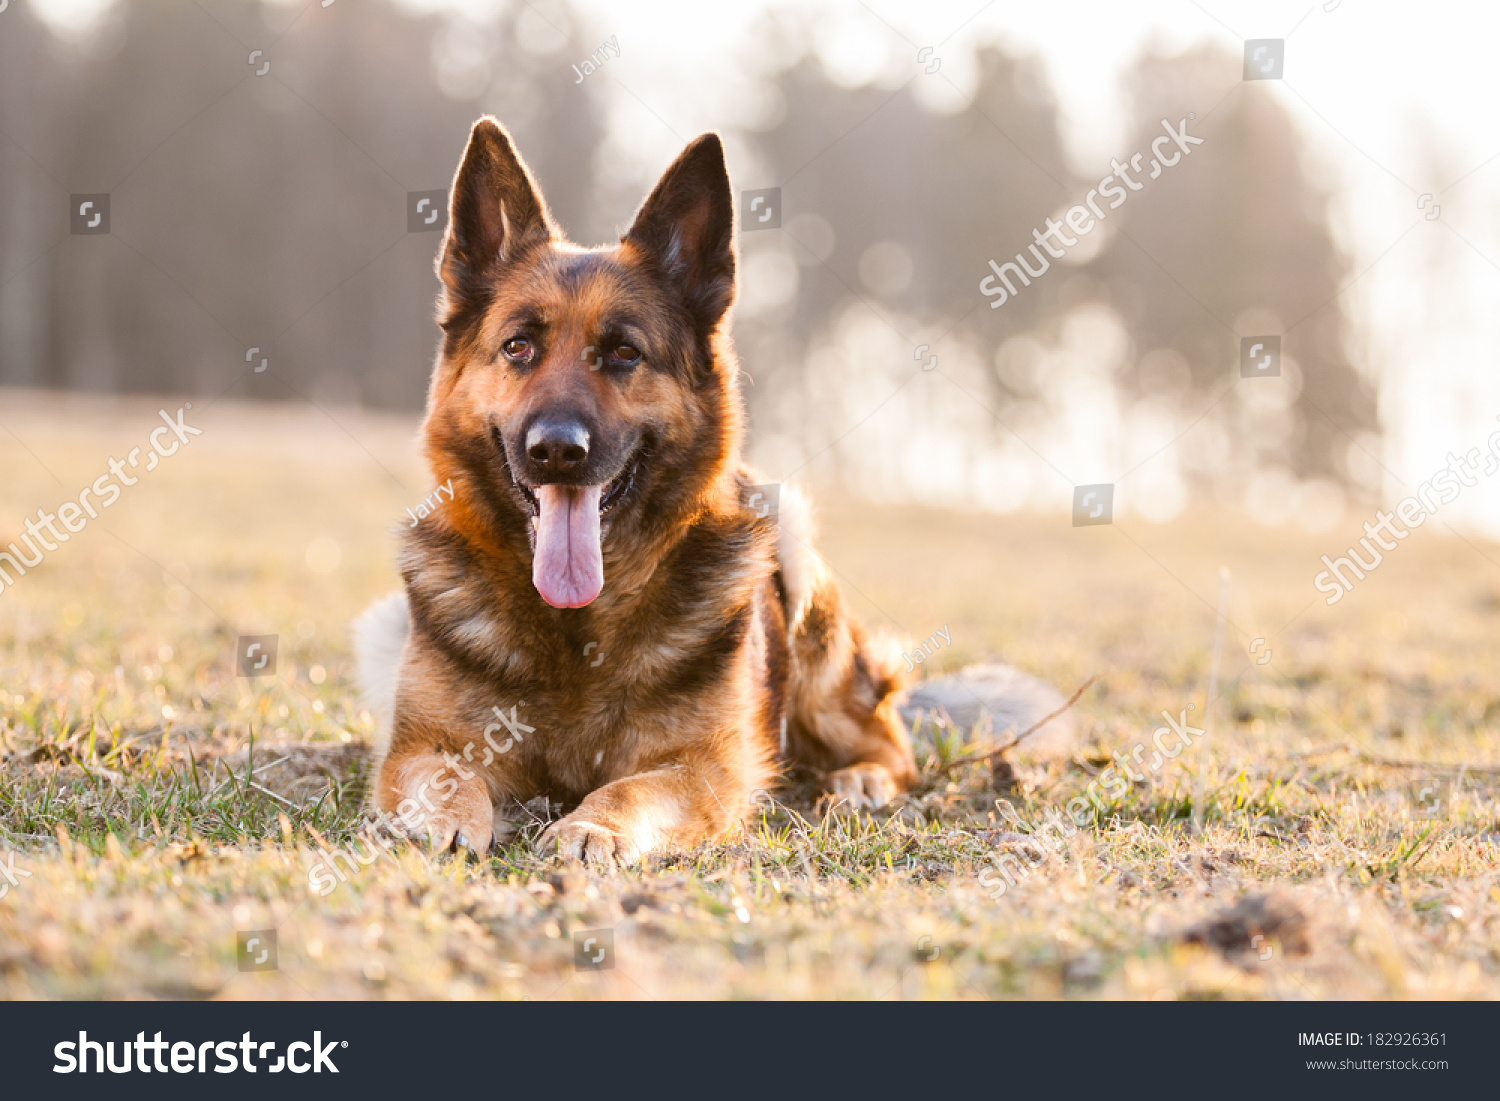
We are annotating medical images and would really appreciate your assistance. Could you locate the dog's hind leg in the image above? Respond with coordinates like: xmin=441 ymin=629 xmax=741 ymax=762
xmin=785 ymin=587 xmax=916 ymax=808
xmin=773 ymin=485 xmax=916 ymax=809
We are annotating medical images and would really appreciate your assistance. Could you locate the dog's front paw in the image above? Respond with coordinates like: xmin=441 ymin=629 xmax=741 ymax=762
xmin=424 ymin=807 xmax=495 ymax=855
xmin=538 ymin=816 xmax=640 ymax=869
xmin=825 ymin=763 xmax=898 ymax=811
xmin=403 ymin=792 xmax=494 ymax=855
xmin=380 ymin=756 xmax=495 ymax=855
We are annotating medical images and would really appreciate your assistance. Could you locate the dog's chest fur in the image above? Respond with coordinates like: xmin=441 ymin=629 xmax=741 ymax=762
xmin=398 ymin=503 xmax=781 ymax=804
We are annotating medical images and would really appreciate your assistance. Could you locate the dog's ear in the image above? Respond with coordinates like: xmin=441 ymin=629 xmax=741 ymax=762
xmin=438 ymin=117 xmax=553 ymax=319
xmin=623 ymin=133 xmax=736 ymax=336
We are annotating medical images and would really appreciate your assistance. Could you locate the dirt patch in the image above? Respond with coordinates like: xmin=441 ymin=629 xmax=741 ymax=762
xmin=1181 ymin=890 xmax=1314 ymax=959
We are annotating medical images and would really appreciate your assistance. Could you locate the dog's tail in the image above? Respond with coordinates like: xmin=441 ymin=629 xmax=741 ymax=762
xmin=897 ymin=664 xmax=1082 ymax=760
xmin=351 ymin=591 xmax=409 ymax=757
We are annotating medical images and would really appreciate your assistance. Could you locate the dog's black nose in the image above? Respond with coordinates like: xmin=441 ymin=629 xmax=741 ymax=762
xmin=525 ymin=417 xmax=590 ymax=474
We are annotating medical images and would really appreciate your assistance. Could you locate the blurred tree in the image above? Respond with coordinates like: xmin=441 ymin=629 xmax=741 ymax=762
xmin=1093 ymin=43 xmax=1378 ymax=485
xmin=0 ymin=0 xmax=606 ymax=410
xmin=739 ymin=43 xmax=1079 ymax=395
xmin=0 ymin=5 xmax=1376 ymax=500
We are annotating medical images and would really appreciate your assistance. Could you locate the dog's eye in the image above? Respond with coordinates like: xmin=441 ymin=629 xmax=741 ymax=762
xmin=611 ymin=343 xmax=642 ymax=366
xmin=502 ymin=338 xmax=532 ymax=361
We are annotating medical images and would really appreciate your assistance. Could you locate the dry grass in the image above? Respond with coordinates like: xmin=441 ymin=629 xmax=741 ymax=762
xmin=1 ymin=388 xmax=1499 ymax=1000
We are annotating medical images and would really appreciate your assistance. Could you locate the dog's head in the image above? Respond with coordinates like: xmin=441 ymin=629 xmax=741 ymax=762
xmin=423 ymin=118 xmax=740 ymax=610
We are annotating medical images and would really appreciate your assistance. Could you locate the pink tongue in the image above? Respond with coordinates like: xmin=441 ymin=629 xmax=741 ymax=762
xmin=532 ymin=484 xmax=604 ymax=608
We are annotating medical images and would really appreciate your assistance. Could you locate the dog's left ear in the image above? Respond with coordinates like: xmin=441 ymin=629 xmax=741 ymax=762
xmin=623 ymin=134 xmax=736 ymax=336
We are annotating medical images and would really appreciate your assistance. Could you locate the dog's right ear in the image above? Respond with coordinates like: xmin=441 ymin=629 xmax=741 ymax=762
xmin=438 ymin=118 xmax=553 ymax=321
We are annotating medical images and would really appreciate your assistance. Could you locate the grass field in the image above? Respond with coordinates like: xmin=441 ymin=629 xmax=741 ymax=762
xmin=2 ymin=388 xmax=1499 ymax=1000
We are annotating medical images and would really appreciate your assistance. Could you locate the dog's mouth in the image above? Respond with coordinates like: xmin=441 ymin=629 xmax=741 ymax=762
xmin=512 ymin=455 xmax=642 ymax=610
xmin=514 ymin=458 xmax=639 ymax=520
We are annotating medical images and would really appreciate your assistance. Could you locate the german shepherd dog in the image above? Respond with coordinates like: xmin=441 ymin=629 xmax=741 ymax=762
xmin=353 ymin=118 xmax=919 ymax=866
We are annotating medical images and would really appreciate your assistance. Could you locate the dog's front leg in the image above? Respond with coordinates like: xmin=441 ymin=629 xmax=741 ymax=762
xmin=538 ymin=760 xmax=743 ymax=869
xmin=376 ymin=748 xmax=498 ymax=854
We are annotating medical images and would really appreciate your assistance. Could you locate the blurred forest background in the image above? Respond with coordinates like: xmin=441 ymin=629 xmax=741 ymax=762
xmin=0 ymin=0 xmax=1464 ymax=527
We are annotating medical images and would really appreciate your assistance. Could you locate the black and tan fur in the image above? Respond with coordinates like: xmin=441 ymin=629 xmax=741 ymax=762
xmin=356 ymin=118 xmax=915 ymax=866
